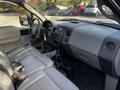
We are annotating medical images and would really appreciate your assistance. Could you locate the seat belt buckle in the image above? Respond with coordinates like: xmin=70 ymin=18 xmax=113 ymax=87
xmin=12 ymin=62 xmax=24 ymax=72
xmin=11 ymin=62 xmax=25 ymax=81
xmin=43 ymin=34 xmax=47 ymax=41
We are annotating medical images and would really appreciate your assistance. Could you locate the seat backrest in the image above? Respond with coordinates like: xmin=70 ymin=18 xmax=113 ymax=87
xmin=0 ymin=51 xmax=13 ymax=77
xmin=0 ymin=71 xmax=14 ymax=90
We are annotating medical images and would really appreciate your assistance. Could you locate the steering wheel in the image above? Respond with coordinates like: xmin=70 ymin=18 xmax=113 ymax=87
xmin=42 ymin=20 xmax=53 ymax=31
xmin=30 ymin=18 xmax=41 ymax=40
xmin=40 ymin=20 xmax=53 ymax=40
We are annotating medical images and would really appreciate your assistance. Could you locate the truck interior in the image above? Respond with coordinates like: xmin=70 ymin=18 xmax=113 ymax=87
xmin=0 ymin=0 xmax=120 ymax=90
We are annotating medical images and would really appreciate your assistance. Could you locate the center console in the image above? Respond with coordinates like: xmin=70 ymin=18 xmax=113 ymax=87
xmin=52 ymin=25 xmax=72 ymax=44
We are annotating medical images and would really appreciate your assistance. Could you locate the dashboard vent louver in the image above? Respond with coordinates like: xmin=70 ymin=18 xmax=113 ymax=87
xmin=66 ymin=30 xmax=71 ymax=37
xmin=106 ymin=41 xmax=116 ymax=51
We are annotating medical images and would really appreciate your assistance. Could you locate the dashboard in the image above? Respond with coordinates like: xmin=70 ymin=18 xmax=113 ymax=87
xmin=52 ymin=21 xmax=120 ymax=78
xmin=52 ymin=25 xmax=71 ymax=44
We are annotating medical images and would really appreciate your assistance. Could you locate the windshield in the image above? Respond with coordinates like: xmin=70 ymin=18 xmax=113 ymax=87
xmin=27 ymin=0 xmax=118 ymax=24
xmin=86 ymin=5 xmax=94 ymax=8
xmin=0 ymin=0 xmax=119 ymax=27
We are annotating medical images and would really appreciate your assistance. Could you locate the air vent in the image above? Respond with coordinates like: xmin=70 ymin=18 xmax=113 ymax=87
xmin=66 ymin=30 xmax=71 ymax=37
xmin=106 ymin=42 xmax=116 ymax=51
xmin=70 ymin=21 xmax=79 ymax=24
xmin=65 ymin=37 xmax=69 ymax=42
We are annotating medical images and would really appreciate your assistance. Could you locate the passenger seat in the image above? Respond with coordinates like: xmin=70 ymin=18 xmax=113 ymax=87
xmin=0 ymin=46 xmax=79 ymax=90
xmin=7 ymin=46 xmax=54 ymax=76
xmin=7 ymin=46 xmax=53 ymax=67
xmin=0 ymin=68 xmax=79 ymax=90
xmin=18 ymin=67 xmax=78 ymax=90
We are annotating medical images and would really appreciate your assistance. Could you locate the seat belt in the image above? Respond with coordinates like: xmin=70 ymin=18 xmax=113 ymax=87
xmin=116 ymin=78 xmax=120 ymax=90
xmin=11 ymin=61 xmax=25 ymax=88
xmin=0 ymin=64 xmax=10 ymax=77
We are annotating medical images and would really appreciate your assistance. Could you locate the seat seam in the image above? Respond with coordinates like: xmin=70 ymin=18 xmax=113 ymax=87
xmin=24 ymin=76 xmax=46 ymax=90
xmin=15 ymin=54 xmax=32 ymax=62
xmin=24 ymin=67 xmax=45 ymax=77
xmin=37 ymin=55 xmax=53 ymax=68
xmin=11 ymin=48 xmax=26 ymax=57
xmin=16 ymin=48 xmax=32 ymax=57
xmin=35 ymin=56 xmax=47 ymax=67
xmin=45 ymin=71 xmax=62 ymax=90
xmin=19 ymin=73 xmax=46 ymax=90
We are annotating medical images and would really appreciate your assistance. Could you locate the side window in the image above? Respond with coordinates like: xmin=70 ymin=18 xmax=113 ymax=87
xmin=0 ymin=1 xmax=27 ymax=26
xmin=0 ymin=2 xmax=24 ymax=15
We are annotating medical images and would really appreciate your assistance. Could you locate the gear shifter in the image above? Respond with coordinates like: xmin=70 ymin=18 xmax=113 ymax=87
xmin=41 ymin=27 xmax=47 ymax=53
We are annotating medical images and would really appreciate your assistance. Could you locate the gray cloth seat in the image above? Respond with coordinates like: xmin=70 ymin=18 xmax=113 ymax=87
xmin=0 ymin=68 xmax=79 ymax=90
xmin=18 ymin=67 xmax=79 ymax=90
xmin=20 ymin=55 xmax=46 ymax=77
xmin=7 ymin=46 xmax=54 ymax=77
xmin=0 ymin=51 xmax=13 ymax=77
xmin=8 ymin=46 xmax=53 ymax=68
xmin=8 ymin=46 xmax=40 ymax=61
xmin=0 ymin=71 xmax=14 ymax=90
xmin=44 ymin=67 xmax=79 ymax=90
xmin=0 ymin=46 xmax=79 ymax=90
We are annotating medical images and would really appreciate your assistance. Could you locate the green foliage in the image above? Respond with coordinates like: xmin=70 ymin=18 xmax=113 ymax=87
xmin=46 ymin=0 xmax=92 ymax=7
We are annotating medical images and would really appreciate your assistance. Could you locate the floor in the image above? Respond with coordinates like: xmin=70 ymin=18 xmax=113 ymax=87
xmin=71 ymin=66 xmax=105 ymax=90
xmin=54 ymin=56 xmax=105 ymax=90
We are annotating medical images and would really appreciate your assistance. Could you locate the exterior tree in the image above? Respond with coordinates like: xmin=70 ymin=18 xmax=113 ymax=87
xmin=28 ymin=0 xmax=47 ymax=13
xmin=28 ymin=0 xmax=42 ymax=6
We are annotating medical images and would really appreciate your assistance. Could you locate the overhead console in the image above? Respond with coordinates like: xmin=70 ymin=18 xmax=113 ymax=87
xmin=52 ymin=21 xmax=120 ymax=78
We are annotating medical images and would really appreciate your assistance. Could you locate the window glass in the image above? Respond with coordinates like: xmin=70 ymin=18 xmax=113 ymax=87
xmin=86 ymin=5 xmax=94 ymax=8
xmin=27 ymin=0 xmax=117 ymax=24
xmin=0 ymin=2 xmax=25 ymax=15
xmin=0 ymin=2 xmax=26 ymax=26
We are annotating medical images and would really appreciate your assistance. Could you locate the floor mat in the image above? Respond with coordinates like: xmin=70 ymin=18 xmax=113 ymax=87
xmin=54 ymin=56 xmax=105 ymax=90
xmin=71 ymin=66 xmax=105 ymax=90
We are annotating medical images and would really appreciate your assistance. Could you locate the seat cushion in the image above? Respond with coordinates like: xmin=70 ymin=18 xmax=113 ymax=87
xmin=17 ymin=70 xmax=60 ymax=90
xmin=45 ymin=67 xmax=79 ymax=90
xmin=7 ymin=46 xmax=40 ymax=62
xmin=18 ymin=68 xmax=79 ymax=90
xmin=37 ymin=54 xmax=54 ymax=68
xmin=7 ymin=46 xmax=54 ymax=69
xmin=20 ymin=56 xmax=46 ymax=77
xmin=7 ymin=46 xmax=54 ymax=78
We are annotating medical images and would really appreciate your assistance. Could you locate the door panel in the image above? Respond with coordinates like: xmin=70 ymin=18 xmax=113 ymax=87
xmin=0 ymin=1 xmax=30 ymax=53
xmin=0 ymin=26 xmax=20 ymax=44
xmin=0 ymin=26 xmax=29 ymax=53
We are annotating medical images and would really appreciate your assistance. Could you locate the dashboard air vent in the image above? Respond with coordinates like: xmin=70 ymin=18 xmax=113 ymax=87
xmin=106 ymin=42 xmax=116 ymax=51
xmin=66 ymin=30 xmax=71 ymax=37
